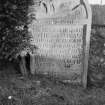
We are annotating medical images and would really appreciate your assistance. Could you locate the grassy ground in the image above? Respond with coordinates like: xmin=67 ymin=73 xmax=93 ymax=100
xmin=0 ymin=64 xmax=105 ymax=105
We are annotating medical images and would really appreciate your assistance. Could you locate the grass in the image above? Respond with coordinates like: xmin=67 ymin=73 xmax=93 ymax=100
xmin=0 ymin=65 xmax=105 ymax=105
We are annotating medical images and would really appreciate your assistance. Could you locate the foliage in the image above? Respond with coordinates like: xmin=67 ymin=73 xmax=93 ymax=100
xmin=0 ymin=0 xmax=33 ymax=61
xmin=88 ymin=28 xmax=105 ymax=87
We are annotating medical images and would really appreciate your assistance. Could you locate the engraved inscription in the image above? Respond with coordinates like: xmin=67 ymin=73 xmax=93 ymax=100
xmin=31 ymin=24 xmax=83 ymax=61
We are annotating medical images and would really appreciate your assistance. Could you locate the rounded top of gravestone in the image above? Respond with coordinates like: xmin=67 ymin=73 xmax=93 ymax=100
xmin=28 ymin=0 xmax=91 ymax=23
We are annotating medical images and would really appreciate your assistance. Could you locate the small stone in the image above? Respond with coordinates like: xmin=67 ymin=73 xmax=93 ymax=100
xmin=100 ymin=58 xmax=104 ymax=63
xmin=8 ymin=96 xmax=13 ymax=100
xmin=36 ymin=81 xmax=41 ymax=85
xmin=2 ymin=37 xmax=5 ymax=40
xmin=12 ymin=5 xmax=17 ymax=10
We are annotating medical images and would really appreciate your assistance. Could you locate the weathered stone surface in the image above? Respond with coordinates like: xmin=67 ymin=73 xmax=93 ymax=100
xmin=28 ymin=0 xmax=92 ymax=87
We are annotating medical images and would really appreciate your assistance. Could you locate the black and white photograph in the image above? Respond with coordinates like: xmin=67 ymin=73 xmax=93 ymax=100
xmin=0 ymin=0 xmax=105 ymax=104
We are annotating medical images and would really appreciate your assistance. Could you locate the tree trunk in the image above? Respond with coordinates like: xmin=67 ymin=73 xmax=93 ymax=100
xmin=19 ymin=56 xmax=28 ymax=76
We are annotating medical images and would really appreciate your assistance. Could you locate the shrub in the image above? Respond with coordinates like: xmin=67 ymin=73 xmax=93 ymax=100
xmin=0 ymin=0 xmax=33 ymax=61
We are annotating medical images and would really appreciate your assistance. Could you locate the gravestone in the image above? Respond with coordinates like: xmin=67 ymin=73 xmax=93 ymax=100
xmin=28 ymin=0 xmax=92 ymax=87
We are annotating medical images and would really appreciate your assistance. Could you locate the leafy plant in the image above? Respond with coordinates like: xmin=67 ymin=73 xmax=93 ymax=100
xmin=0 ymin=0 xmax=33 ymax=61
